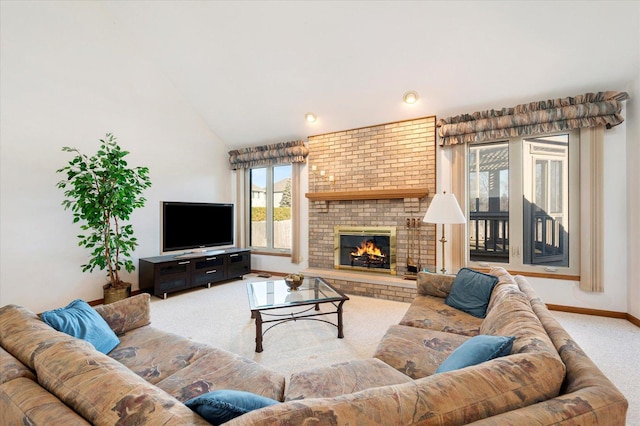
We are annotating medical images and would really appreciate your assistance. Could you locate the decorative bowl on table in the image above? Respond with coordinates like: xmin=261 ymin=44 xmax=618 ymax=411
xmin=284 ymin=273 xmax=304 ymax=291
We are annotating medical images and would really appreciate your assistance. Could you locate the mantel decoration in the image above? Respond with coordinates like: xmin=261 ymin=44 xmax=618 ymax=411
xmin=57 ymin=133 xmax=152 ymax=304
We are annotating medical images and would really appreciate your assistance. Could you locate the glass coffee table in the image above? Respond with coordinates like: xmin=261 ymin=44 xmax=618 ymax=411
xmin=246 ymin=276 xmax=349 ymax=352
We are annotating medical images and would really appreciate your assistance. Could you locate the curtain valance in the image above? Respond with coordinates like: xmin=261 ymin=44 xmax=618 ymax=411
xmin=228 ymin=140 xmax=309 ymax=170
xmin=437 ymin=91 xmax=629 ymax=146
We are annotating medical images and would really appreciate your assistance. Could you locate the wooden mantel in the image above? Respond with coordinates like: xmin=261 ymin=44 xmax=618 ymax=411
xmin=305 ymin=188 xmax=429 ymax=202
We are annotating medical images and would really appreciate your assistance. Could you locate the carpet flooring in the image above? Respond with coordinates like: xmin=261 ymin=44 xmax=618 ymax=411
xmin=149 ymin=274 xmax=639 ymax=424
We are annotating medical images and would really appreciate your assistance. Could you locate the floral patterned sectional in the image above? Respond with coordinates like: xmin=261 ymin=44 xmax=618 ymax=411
xmin=0 ymin=267 xmax=629 ymax=425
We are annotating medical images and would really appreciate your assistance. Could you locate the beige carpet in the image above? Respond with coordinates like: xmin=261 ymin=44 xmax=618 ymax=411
xmin=552 ymin=311 xmax=640 ymax=425
xmin=149 ymin=274 xmax=639 ymax=424
xmin=149 ymin=274 xmax=409 ymax=377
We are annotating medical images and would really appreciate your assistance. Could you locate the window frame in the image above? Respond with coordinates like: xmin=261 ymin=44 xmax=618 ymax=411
xmin=464 ymin=129 xmax=580 ymax=276
xmin=245 ymin=164 xmax=293 ymax=255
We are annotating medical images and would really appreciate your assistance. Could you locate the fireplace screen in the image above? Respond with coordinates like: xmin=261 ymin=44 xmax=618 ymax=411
xmin=334 ymin=226 xmax=396 ymax=274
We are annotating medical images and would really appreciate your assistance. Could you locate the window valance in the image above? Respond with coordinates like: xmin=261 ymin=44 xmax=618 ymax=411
xmin=437 ymin=91 xmax=629 ymax=146
xmin=228 ymin=140 xmax=309 ymax=170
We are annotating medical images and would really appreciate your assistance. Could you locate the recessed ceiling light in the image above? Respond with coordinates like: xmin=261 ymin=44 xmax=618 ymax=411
xmin=403 ymin=91 xmax=419 ymax=104
xmin=305 ymin=113 xmax=317 ymax=123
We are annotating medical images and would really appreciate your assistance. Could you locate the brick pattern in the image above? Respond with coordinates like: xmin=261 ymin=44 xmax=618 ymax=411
xmin=323 ymin=278 xmax=417 ymax=303
xmin=308 ymin=117 xmax=437 ymax=276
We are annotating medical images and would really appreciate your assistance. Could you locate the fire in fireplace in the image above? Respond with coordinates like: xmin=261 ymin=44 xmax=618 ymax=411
xmin=351 ymin=239 xmax=387 ymax=268
xmin=334 ymin=226 xmax=396 ymax=274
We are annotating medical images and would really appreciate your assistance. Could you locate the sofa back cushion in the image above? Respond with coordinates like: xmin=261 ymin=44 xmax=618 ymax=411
xmin=94 ymin=293 xmax=151 ymax=335
xmin=0 ymin=304 xmax=76 ymax=370
xmin=33 ymin=339 xmax=209 ymax=426
xmin=1 ymin=346 xmax=36 ymax=384
xmin=1 ymin=376 xmax=92 ymax=425
xmin=481 ymin=269 xmax=561 ymax=359
xmin=226 ymin=351 xmax=565 ymax=426
xmin=416 ymin=272 xmax=455 ymax=298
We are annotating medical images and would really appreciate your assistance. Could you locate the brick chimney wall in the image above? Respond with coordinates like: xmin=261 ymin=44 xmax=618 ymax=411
xmin=307 ymin=116 xmax=437 ymax=275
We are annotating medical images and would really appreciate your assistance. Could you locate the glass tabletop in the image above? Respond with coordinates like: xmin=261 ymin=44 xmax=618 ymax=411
xmin=246 ymin=276 xmax=347 ymax=310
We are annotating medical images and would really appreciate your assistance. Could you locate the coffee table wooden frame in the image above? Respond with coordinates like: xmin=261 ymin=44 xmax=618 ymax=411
xmin=246 ymin=277 xmax=349 ymax=352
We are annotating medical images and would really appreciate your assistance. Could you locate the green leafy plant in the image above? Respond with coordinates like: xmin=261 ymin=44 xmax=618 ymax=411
xmin=56 ymin=133 xmax=152 ymax=290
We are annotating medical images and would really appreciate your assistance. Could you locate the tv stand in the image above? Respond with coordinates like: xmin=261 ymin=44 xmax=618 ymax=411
xmin=173 ymin=249 xmax=226 ymax=259
xmin=139 ymin=248 xmax=251 ymax=299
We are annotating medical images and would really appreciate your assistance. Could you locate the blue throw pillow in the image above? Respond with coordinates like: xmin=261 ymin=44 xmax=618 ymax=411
xmin=185 ymin=390 xmax=279 ymax=425
xmin=435 ymin=334 xmax=515 ymax=373
xmin=445 ymin=268 xmax=499 ymax=318
xmin=41 ymin=299 xmax=120 ymax=354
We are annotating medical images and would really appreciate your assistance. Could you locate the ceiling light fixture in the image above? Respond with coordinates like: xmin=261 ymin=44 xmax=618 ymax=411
xmin=305 ymin=113 xmax=317 ymax=123
xmin=403 ymin=91 xmax=419 ymax=104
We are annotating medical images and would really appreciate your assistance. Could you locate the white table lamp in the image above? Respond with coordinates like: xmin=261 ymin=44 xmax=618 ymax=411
xmin=423 ymin=191 xmax=466 ymax=274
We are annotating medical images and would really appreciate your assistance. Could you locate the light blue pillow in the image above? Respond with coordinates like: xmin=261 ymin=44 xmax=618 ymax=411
xmin=41 ymin=299 xmax=120 ymax=354
xmin=185 ymin=390 xmax=279 ymax=425
xmin=435 ymin=334 xmax=515 ymax=373
xmin=445 ymin=268 xmax=499 ymax=318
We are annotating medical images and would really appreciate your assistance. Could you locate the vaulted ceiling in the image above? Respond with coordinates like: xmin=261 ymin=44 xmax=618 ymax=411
xmin=104 ymin=1 xmax=639 ymax=150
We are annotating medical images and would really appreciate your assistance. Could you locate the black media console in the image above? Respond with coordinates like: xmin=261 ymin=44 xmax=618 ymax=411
xmin=138 ymin=248 xmax=251 ymax=299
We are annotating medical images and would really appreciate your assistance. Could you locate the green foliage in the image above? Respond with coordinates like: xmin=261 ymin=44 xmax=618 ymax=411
xmin=280 ymin=179 xmax=292 ymax=207
xmin=56 ymin=134 xmax=152 ymax=289
xmin=251 ymin=207 xmax=291 ymax=222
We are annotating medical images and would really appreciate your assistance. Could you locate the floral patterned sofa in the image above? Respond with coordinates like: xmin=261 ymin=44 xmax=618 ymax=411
xmin=1 ymin=268 xmax=629 ymax=425
xmin=227 ymin=267 xmax=629 ymax=425
xmin=0 ymin=293 xmax=285 ymax=425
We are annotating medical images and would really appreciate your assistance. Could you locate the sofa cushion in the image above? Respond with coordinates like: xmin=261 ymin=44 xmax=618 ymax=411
xmin=416 ymin=272 xmax=455 ymax=298
xmin=435 ymin=334 xmax=515 ymax=373
xmin=41 ymin=299 xmax=120 ymax=354
xmin=155 ymin=348 xmax=286 ymax=403
xmin=485 ymin=266 xmax=523 ymax=314
xmin=400 ymin=295 xmax=482 ymax=336
xmin=94 ymin=293 xmax=151 ymax=335
xmin=0 ymin=304 xmax=78 ymax=370
xmin=109 ymin=325 xmax=216 ymax=384
xmin=481 ymin=270 xmax=561 ymax=358
xmin=374 ymin=325 xmax=471 ymax=379
xmin=1 ymin=346 xmax=36 ymax=384
xmin=185 ymin=390 xmax=279 ymax=425
xmin=0 ymin=377 xmax=91 ymax=425
xmin=225 ymin=352 xmax=566 ymax=426
xmin=33 ymin=339 xmax=210 ymax=425
xmin=445 ymin=268 xmax=499 ymax=318
xmin=285 ymin=358 xmax=412 ymax=401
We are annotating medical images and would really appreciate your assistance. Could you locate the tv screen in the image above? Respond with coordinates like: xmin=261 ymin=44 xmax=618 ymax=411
xmin=162 ymin=202 xmax=234 ymax=253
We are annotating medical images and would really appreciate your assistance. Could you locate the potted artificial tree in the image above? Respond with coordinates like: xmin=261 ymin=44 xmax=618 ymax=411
xmin=57 ymin=133 xmax=152 ymax=304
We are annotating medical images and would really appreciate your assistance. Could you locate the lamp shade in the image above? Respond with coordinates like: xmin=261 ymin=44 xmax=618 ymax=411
xmin=423 ymin=192 xmax=466 ymax=224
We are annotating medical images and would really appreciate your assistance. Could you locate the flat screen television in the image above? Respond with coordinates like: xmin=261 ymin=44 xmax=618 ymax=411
xmin=161 ymin=202 xmax=234 ymax=254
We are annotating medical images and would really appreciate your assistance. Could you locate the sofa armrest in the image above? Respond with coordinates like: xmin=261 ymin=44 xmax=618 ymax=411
xmin=416 ymin=272 xmax=454 ymax=297
xmin=94 ymin=293 xmax=151 ymax=335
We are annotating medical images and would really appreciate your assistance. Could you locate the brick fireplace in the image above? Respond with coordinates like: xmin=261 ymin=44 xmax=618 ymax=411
xmin=306 ymin=117 xmax=437 ymax=301
xmin=334 ymin=225 xmax=396 ymax=274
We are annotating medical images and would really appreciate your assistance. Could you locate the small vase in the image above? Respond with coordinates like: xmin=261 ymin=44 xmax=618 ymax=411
xmin=285 ymin=278 xmax=302 ymax=291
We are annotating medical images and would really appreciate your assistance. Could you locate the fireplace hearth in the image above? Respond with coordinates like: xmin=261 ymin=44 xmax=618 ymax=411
xmin=334 ymin=226 xmax=396 ymax=274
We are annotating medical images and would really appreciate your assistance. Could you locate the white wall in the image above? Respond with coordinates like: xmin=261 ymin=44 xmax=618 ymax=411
xmin=0 ymin=2 xmax=231 ymax=313
xmin=627 ymin=73 xmax=640 ymax=319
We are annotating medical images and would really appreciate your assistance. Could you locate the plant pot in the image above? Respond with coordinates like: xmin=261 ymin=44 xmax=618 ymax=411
xmin=103 ymin=282 xmax=131 ymax=305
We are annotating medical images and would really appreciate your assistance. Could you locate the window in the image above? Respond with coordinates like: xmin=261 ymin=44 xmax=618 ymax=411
xmin=248 ymin=164 xmax=292 ymax=253
xmin=466 ymin=131 xmax=579 ymax=274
